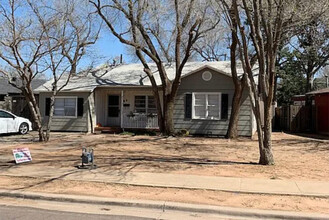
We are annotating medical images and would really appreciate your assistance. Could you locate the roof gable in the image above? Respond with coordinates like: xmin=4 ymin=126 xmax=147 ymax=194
xmin=181 ymin=65 xmax=234 ymax=80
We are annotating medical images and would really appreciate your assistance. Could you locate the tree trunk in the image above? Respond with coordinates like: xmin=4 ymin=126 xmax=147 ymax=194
xmin=226 ymin=85 xmax=243 ymax=139
xmin=226 ymin=8 xmax=243 ymax=140
xmin=24 ymin=87 xmax=45 ymax=142
xmin=306 ymin=72 xmax=312 ymax=93
xmin=273 ymin=74 xmax=278 ymax=104
xmin=246 ymin=81 xmax=275 ymax=165
xmin=45 ymin=96 xmax=55 ymax=141
xmin=26 ymin=98 xmax=44 ymax=141
xmin=259 ymin=102 xmax=275 ymax=165
xmin=164 ymin=97 xmax=175 ymax=135
xmin=70 ymin=62 xmax=77 ymax=75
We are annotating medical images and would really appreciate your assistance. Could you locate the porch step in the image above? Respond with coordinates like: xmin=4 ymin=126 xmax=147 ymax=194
xmin=94 ymin=127 xmax=123 ymax=134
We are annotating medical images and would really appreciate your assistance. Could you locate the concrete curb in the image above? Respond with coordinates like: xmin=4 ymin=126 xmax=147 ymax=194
xmin=0 ymin=189 xmax=328 ymax=220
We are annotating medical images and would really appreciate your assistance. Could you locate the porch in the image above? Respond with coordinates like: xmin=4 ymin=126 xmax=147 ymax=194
xmin=94 ymin=87 xmax=160 ymax=130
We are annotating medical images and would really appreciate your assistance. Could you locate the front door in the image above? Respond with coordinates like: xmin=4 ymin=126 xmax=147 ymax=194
xmin=107 ymin=95 xmax=120 ymax=127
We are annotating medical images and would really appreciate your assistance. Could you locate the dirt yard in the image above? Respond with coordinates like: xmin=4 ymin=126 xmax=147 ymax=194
xmin=0 ymin=132 xmax=329 ymax=214
xmin=1 ymin=131 xmax=328 ymax=181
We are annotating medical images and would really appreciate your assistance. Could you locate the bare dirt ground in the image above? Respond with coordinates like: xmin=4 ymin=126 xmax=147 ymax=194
xmin=1 ymin=131 xmax=328 ymax=180
xmin=0 ymin=132 xmax=329 ymax=214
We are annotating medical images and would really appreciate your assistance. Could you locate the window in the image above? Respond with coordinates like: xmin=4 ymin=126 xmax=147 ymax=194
xmin=54 ymin=97 xmax=77 ymax=117
xmin=0 ymin=110 xmax=14 ymax=118
xmin=134 ymin=96 xmax=157 ymax=114
xmin=192 ymin=93 xmax=221 ymax=120
xmin=0 ymin=95 xmax=5 ymax=101
xmin=146 ymin=96 xmax=157 ymax=114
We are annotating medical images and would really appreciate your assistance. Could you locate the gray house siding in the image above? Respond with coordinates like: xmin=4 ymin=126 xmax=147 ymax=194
xmin=39 ymin=92 xmax=91 ymax=132
xmin=174 ymin=68 xmax=252 ymax=136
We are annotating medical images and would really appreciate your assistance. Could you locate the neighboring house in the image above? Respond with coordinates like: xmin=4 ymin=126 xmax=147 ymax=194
xmin=306 ymin=88 xmax=329 ymax=135
xmin=35 ymin=61 xmax=256 ymax=136
xmin=0 ymin=78 xmax=47 ymax=122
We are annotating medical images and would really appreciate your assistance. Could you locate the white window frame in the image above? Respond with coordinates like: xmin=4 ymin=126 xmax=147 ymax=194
xmin=134 ymin=95 xmax=157 ymax=115
xmin=192 ymin=92 xmax=221 ymax=120
xmin=53 ymin=96 xmax=78 ymax=118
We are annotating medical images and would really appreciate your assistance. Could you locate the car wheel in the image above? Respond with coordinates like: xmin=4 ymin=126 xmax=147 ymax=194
xmin=19 ymin=123 xmax=29 ymax=135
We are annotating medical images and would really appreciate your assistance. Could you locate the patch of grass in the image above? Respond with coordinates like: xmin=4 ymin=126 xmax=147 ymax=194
xmin=120 ymin=130 xmax=158 ymax=136
xmin=120 ymin=131 xmax=135 ymax=136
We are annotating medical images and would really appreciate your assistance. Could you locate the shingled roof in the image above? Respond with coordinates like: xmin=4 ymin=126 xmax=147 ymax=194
xmin=36 ymin=61 xmax=248 ymax=93
xmin=0 ymin=78 xmax=47 ymax=95
xmin=306 ymin=87 xmax=329 ymax=95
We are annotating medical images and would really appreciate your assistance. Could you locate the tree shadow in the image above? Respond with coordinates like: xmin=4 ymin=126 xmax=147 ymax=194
xmin=0 ymin=133 xmax=39 ymax=143
xmin=272 ymin=137 xmax=329 ymax=153
xmin=97 ymin=155 xmax=259 ymax=172
xmin=13 ymin=169 xmax=81 ymax=191
xmin=286 ymin=132 xmax=329 ymax=141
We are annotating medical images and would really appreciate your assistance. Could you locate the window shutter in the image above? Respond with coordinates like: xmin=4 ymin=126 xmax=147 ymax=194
xmin=45 ymin=98 xmax=50 ymax=116
xmin=185 ymin=94 xmax=192 ymax=119
xmin=221 ymin=94 xmax=229 ymax=120
xmin=77 ymin=98 xmax=84 ymax=117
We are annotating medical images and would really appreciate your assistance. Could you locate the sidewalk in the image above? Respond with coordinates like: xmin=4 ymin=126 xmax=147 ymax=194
xmin=2 ymin=164 xmax=329 ymax=197
xmin=1 ymin=190 xmax=329 ymax=220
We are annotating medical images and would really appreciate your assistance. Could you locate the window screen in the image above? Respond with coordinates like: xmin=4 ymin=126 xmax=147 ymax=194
xmin=54 ymin=97 xmax=77 ymax=117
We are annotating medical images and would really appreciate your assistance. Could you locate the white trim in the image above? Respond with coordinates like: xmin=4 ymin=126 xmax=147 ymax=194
xmin=53 ymin=96 xmax=78 ymax=119
xmin=192 ymin=92 xmax=221 ymax=120
xmin=121 ymin=90 xmax=124 ymax=128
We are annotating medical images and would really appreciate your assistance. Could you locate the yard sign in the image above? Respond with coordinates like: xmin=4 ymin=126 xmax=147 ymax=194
xmin=13 ymin=148 xmax=32 ymax=164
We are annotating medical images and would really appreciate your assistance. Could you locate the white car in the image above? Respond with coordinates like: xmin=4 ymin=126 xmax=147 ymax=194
xmin=0 ymin=109 xmax=33 ymax=135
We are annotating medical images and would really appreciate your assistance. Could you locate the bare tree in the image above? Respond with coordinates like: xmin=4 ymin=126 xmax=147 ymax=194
xmin=219 ymin=0 xmax=328 ymax=164
xmin=223 ymin=4 xmax=248 ymax=139
xmin=0 ymin=0 xmax=100 ymax=141
xmin=27 ymin=0 xmax=101 ymax=141
xmin=57 ymin=0 xmax=101 ymax=75
xmin=193 ymin=24 xmax=229 ymax=62
xmin=0 ymin=0 xmax=53 ymax=141
xmin=90 ymin=0 xmax=218 ymax=135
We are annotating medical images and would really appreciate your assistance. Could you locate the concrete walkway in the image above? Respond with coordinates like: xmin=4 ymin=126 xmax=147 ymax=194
xmin=2 ymin=164 xmax=329 ymax=197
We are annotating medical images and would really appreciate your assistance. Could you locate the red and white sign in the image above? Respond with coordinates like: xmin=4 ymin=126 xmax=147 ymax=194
xmin=13 ymin=148 xmax=32 ymax=164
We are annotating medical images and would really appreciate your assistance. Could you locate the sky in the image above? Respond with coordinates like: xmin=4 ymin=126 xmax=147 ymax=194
xmin=80 ymin=31 xmax=132 ymax=70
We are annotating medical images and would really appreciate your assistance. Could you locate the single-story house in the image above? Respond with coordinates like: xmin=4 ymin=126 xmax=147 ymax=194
xmin=35 ymin=61 xmax=256 ymax=136
xmin=306 ymin=88 xmax=329 ymax=135
xmin=0 ymin=78 xmax=47 ymax=123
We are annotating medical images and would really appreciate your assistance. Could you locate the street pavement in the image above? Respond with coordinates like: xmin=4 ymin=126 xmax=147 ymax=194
xmin=0 ymin=199 xmax=241 ymax=220
xmin=0 ymin=205 xmax=151 ymax=220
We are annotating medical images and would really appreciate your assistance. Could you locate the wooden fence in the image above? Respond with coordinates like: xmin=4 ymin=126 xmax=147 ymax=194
xmin=275 ymin=105 xmax=315 ymax=133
